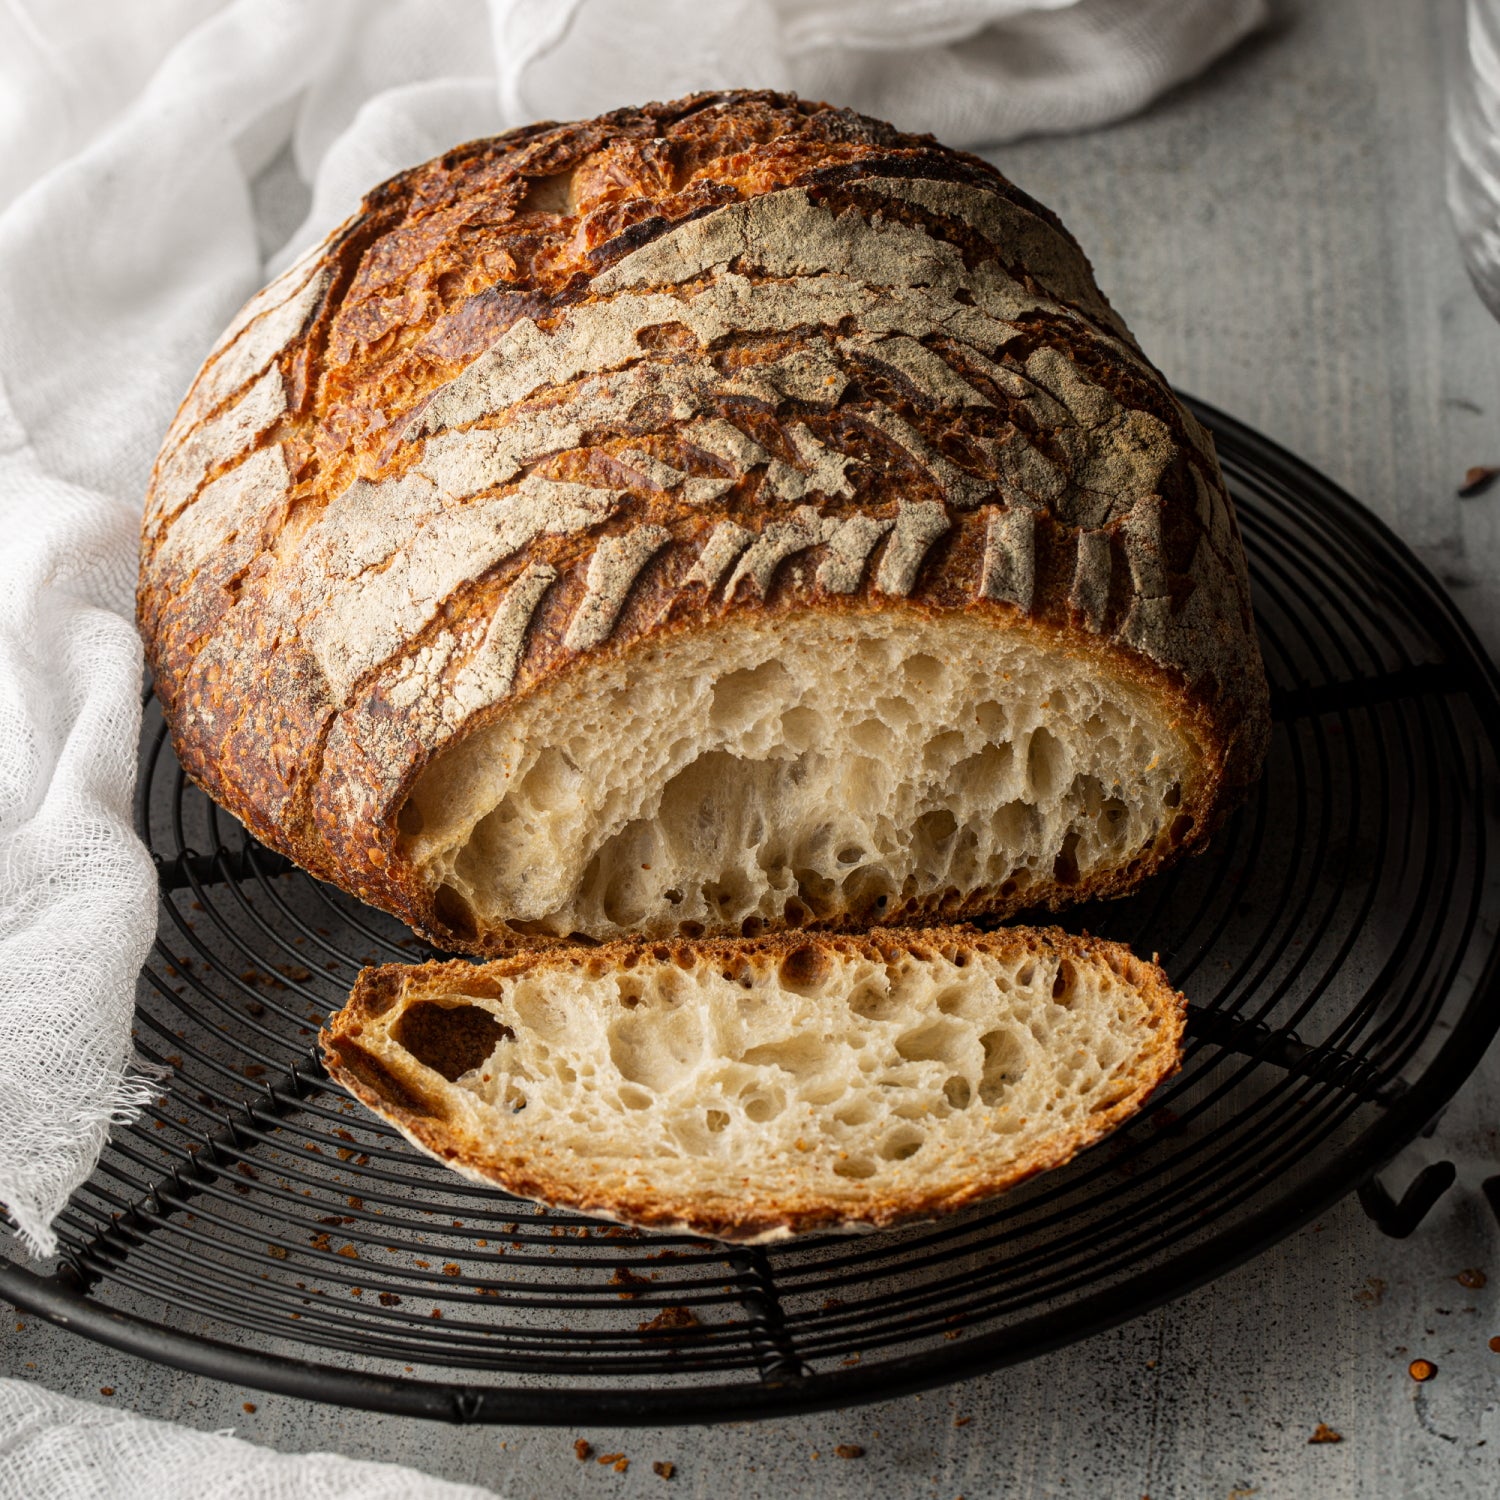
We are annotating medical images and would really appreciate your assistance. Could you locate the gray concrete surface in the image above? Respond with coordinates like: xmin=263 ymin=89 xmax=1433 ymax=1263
xmin=6 ymin=0 xmax=1500 ymax=1494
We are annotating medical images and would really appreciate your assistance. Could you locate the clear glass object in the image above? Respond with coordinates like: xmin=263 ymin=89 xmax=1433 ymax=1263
xmin=1449 ymin=0 xmax=1500 ymax=318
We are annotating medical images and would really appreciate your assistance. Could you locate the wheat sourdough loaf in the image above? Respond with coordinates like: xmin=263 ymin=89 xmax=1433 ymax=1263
xmin=322 ymin=926 xmax=1185 ymax=1240
xmin=139 ymin=90 xmax=1269 ymax=956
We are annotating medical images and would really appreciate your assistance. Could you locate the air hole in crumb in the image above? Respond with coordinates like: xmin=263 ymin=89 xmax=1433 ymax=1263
xmin=1052 ymin=958 xmax=1077 ymax=1003
xmin=793 ymin=868 xmax=838 ymax=918
xmin=843 ymin=867 xmax=895 ymax=921
xmin=913 ymin=807 xmax=958 ymax=851
xmin=835 ymin=1099 xmax=876 ymax=1128
xmin=833 ymin=1156 xmax=878 ymax=1179
xmin=936 ymin=886 xmax=964 ymax=916
xmin=934 ymin=987 xmax=966 ymax=1016
xmin=943 ymin=1075 xmax=972 ymax=1110
xmin=848 ymin=982 xmax=894 ymax=1021
xmin=836 ymin=845 xmax=865 ymax=866
xmin=1100 ymin=797 xmax=1131 ymax=847
xmin=878 ymin=1127 xmax=925 ymax=1162
xmin=895 ymin=1018 xmax=961 ymax=1064
xmin=1052 ymin=830 xmax=1081 ymax=886
xmin=433 ymin=884 xmax=477 ymax=944
xmin=602 ymin=871 xmax=646 ymax=929
xmin=709 ymin=660 xmax=792 ymax=732
xmin=743 ymin=1036 xmax=827 ymax=1075
xmin=393 ymin=1002 xmax=512 ymax=1083
xmin=779 ymin=944 xmax=831 ymax=994
xmin=1016 ymin=961 xmax=1036 ymax=987
xmin=903 ymin=653 xmax=946 ymax=691
xmin=1170 ymin=813 xmax=1196 ymax=841
xmin=1163 ymin=782 xmax=1182 ymax=809
xmin=396 ymin=800 xmax=424 ymax=836
xmin=978 ymin=1028 xmax=1025 ymax=1106
xmin=1027 ymin=727 xmax=1065 ymax=800
xmin=780 ymin=704 xmax=823 ymax=748
xmin=706 ymin=1109 xmax=730 ymax=1133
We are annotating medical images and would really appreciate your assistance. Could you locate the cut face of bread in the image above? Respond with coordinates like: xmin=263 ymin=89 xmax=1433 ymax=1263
xmin=401 ymin=611 xmax=1198 ymax=944
xmin=321 ymin=927 xmax=1185 ymax=1242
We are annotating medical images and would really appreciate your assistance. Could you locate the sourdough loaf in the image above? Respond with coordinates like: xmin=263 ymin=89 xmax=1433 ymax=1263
xmin=322 ymin=927 xmax=1185 ymax=1240
xmin=139 ymin=90 xmax=1269 ymax=954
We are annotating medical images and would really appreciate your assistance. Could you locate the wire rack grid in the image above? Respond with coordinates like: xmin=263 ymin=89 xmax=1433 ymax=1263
xmin=4 ymin=400 xmax=1500 ymax=1425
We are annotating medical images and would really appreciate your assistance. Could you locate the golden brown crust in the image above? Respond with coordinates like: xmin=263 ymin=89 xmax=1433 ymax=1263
xmin=320 ymin=924 xmax=1186 ymax=1241
xmin=139 ymin=90 xmax=1269 ymax=953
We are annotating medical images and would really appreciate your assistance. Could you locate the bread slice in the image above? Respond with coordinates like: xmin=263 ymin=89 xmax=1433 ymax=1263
xmin=321 ymin=926 xmax=1184 ymax=1242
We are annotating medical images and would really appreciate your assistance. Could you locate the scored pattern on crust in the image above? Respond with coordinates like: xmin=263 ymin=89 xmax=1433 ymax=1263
xmin=290 ymin=172 xmax=1239 ymax=694
xmin=136 ymin=92 xmax=1270 ymax=946
xmin=980 ymin=507 xmax=1036 ymax=611
xmin=562 ymin=525 xmax=673 ymax=651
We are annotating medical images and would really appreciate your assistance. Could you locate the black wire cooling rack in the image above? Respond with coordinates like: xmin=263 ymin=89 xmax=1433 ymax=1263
xmin=5 ymin=401 xmax=1500 ymax=1425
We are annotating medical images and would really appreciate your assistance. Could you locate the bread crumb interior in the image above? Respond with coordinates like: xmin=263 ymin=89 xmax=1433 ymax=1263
xmin=392 ymin=940 xmax=1158 ymax=1201
xmin=402 ymin=613 xmax=1194 ymax=940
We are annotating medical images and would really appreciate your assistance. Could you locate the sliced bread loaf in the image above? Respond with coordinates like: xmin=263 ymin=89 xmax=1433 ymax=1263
xmin=141 ymin=91 xmax=1268 ymax=958
xmin=321 ymin=926 xmax=1184 ymax=1242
